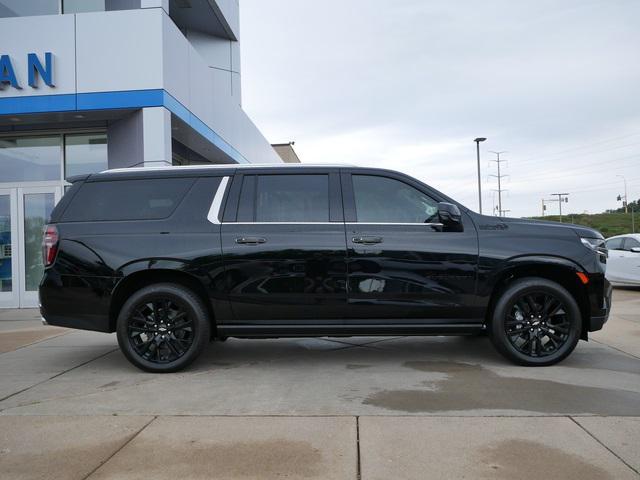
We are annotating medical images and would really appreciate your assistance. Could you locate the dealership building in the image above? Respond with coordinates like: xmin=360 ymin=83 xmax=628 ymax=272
xmin=0 ymin=0 xmax=286 ymax=308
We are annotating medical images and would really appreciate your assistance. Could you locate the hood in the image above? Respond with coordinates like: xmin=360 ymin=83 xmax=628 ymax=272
xmin=473 ymin=214 xmax=604 ymax=239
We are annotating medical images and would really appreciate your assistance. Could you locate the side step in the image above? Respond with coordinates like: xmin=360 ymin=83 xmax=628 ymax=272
xmin=217 ymin=323 xmax=485 ymax=338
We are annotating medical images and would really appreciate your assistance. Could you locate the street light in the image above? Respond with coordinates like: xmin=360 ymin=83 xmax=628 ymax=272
xmin=617 ymin=174 xmax=628 ymax=213
xmin=474 ymin=137 xmax=487 ymax=214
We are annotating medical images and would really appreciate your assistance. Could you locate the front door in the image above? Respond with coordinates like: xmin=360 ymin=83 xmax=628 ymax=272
xmin=220 ymin=171 xmax=348 ymax=323
xmin=341 ymin=172 xmax=480 ymax=323
xmin=0 ymin=186 xmax=64 ymax=309
xmin=0 ymin=189 xmax=18 ymax=308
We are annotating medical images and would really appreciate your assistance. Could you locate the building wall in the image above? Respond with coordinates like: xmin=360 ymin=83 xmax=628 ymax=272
xmin=0 ymin=4 xmax=280 ymax=165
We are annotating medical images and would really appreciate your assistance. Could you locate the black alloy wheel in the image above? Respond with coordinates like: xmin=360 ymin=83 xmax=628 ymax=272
xmin=489 ymin=277 xmax=582 ymax=366
xmin=127 ymin=299 xmax=194 ymax=364
xmin=505 ymin=292 xmax=571 ymax=358
xmin=116 ymin=283 xmax=210 ymax=373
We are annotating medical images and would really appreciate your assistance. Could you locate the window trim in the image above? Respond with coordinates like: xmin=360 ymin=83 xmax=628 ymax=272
xmin=206 ymin=176 xmax=229 ymax=225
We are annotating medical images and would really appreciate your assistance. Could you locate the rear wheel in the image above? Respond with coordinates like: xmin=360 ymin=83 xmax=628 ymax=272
xmin=489 ymin=277 xmax=582 ymax=366
xmin=116 ymin=283 xmax=210 ymax=373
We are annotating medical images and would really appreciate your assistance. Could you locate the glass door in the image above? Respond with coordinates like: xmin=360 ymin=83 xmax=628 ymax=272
xmin=17 ymin=187 xmax=62 ymax=308
xmin=0 ymin=189 xmax=18 ymax=308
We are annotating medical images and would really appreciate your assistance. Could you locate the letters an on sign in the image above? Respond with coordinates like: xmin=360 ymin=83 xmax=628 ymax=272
xmin=0 ymin=52 xmax=55 ymax=89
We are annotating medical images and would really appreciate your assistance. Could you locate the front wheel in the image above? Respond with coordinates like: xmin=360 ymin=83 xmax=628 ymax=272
xmin=116 ymin=283 xmax=211 ymax=373
xmin=489 ymin=277 xmax=582 ymax=366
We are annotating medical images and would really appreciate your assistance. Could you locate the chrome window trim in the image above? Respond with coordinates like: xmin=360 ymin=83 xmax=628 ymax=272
xmin=219 ymin=221 xmax=444 ymax=226
xmin=206 ymin=177 xmax=445 ymax=227
xmin=207 ymin=176 xmax=230 ymax=225
xmin=224 ymin=222 xmax=336 ymax=225
xmin=346 ymin=222 xmax=444 ymax=227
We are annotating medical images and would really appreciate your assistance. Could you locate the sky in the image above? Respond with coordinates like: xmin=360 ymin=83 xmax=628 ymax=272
xmin=239 ymin=0 xmax=640 ymax=218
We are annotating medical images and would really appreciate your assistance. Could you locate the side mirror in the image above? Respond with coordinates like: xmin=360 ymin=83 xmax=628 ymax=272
xmin=631 ymin=247 xmax=640 ymax=253
xmin=438 ymin=202 xmax=462 ymax=231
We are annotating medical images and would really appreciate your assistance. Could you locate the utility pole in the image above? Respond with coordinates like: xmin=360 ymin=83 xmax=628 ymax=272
xmin=617 ymin=175 xmax=628 ymax=213
xmin=541 ymin=199 xmax=547 ymax=217
xmin=550 ymin=193 xmax=570 ymax=222
xmin=489 ymin=151 xmax=508 ymax=217
xmin=474 ymin=138 xmax=487 ymax=214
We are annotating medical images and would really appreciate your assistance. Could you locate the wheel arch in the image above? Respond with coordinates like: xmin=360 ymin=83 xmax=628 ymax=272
xmin=109 ymin=268 xmax=216 ymax=333
xmin=484 ymin=256 xmax=591 ymax=340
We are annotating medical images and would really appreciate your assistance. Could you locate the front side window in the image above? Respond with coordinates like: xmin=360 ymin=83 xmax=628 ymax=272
xmin=352 ymin=175 xmax=439 ymax=224
xmin=255 ymin=175 xmax=329 ymax=222
xmin=605 ymin=238 xmax=624 ymax=250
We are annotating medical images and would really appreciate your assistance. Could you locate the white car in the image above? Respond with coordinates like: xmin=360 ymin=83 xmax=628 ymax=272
xmin=604 ymin=234 xmax=640 ymax=286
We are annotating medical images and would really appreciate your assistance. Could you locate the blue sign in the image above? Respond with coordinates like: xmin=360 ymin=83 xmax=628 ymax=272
xmin=0 ymin=52 xmax=54 ymax=89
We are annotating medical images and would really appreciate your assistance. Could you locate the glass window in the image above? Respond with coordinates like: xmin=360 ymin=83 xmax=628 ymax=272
xmin=352 ymin=175 xmax=439 ymax=223
xmin=605 ymin=238 xmax=624 ymax=250
xmin=23 ymin=193 xmax=55 ymax=291
xmin=624 ymin=237 xmax=640 ymax=250
xmin=255 ymin=175 xmax=329 ymax=222
xmin=64 ymin=133 xmax=108 ymax=179
xmin=62 ymin=178 xmax=194 ymax=222
xmin=63 ymin=0 xmax=104 ymax=14
xmin=0 ymin=1 xmax=58 ymax=17
xmin=0 ymin=195 xmax=12 ymax=293
xmin=0 ymin=136 xmax=61 ymax=183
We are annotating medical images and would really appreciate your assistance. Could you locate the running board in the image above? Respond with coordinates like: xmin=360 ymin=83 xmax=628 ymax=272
xmin=217 ymin=323 xmax=485 ymax=338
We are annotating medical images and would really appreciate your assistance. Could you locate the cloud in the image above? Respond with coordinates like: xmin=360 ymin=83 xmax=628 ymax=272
xmin=240 ymin=0 xmax=640 ymax=217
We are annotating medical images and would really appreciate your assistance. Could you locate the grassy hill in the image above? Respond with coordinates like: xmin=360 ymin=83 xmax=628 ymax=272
xmin=529 ymin=212 xmax=637 ymax=238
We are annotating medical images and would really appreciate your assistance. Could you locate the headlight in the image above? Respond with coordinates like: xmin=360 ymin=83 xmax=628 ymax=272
xmin=581 ymin=237 xmax=607 ymax=259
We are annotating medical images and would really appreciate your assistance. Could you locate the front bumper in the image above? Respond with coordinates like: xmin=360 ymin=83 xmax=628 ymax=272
xmin=587 ymin=275 xmax=612 ymax=332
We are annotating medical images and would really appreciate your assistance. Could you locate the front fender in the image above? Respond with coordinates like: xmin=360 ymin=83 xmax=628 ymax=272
xmin=480 ymin=254 xmax=587 ymax=298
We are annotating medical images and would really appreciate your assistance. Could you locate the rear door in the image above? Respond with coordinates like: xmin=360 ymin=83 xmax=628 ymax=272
xmin=341 ymin=170 xmax=480 ymax=323
xmin=620 ymin=237 xmax=640 ymax=283
xmin=604 ymin=237 xmax=625 ymax=283
xmin=220 ymin=169 xmax=348 ymax=323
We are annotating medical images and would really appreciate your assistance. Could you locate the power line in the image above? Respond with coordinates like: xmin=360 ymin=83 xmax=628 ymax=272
xmin=509 ymin=154 xmax=640 ymax=182
xmin=516 ymin=131 xmax=640 ymax=165
xmin=517 ymin=141 xmax=640 ymax=167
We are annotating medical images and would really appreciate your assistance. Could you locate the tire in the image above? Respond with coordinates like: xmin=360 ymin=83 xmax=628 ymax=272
xmin=489 ymin=277 xmax=582 ymax=366
xmin=116 ymin=283 xmax=211 ymax=373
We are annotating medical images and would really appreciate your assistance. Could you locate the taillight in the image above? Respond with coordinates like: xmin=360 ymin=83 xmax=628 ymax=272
xmin=42 ymin=224 xmax=59 ymax=267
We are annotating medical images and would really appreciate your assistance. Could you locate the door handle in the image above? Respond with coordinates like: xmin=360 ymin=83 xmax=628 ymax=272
xmin=352 ymin=236 xmax=383 ymax=245
xmin=235 ymin=236 xmax=266 ymax=245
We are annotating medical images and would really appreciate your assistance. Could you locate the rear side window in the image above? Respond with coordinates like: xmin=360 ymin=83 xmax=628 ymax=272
xmin=624 ymin=237 xmax=640 ymax=250
xmin=255 ymin=174 xmax=329 ymax=222
xmin=62 ymin=178 xmax=194 ymax=222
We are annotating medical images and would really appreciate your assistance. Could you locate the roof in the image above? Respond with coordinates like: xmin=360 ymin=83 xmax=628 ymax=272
xmin=102 ymin=163 xmax=353 ymax=174
xmin=606 ymin=233 xmax=640 ymax=240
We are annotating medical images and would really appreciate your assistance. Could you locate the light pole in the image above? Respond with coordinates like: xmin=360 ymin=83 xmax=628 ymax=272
xmin=617 ymin=174 xmax=628 ymax=213
xmin=551 ymin=193 xmax=569 ymax=223
xmin=474 ymin=137 xmax=487 ymax=214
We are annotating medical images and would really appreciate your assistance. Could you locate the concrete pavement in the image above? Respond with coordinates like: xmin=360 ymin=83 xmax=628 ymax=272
xmin=0 ymin=288 xmax=639 ymax=479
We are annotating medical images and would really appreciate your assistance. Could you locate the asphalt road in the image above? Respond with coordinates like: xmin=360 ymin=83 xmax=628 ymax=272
xmin=1 ymin=288 xmax=639 ymax=479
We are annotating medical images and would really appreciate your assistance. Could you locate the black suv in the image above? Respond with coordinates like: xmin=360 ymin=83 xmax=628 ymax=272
xmin=39 ymin=165 xmax=611 ymax=372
